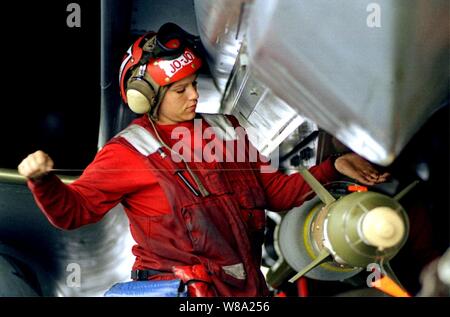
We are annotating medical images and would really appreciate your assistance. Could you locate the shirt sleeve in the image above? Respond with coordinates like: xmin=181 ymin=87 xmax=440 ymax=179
xmin=224 ymin=113 xmax=341 ymax=212
xmin=27 ymin=143 xmax=153 ymax=230
xmin=256 ymin=157 xmax=340 ymax=212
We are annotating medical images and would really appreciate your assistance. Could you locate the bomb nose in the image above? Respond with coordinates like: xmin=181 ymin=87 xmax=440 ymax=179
xmin=360 ymin=207 xmax=405 ymax=249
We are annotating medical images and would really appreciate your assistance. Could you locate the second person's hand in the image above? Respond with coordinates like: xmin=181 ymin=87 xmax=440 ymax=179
xmin=334 ymin=153 xmax=390 ymax=186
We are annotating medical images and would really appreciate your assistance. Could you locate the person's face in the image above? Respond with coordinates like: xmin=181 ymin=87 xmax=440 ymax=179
xmin=157 ymin=73 xmax=199 ymax=125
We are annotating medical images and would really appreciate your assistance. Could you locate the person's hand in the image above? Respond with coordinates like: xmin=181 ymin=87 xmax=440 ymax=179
xmin=18 ymin=150 xmax=54 ymax=180
xmin=334 ymin=152 xmax=390 ymax=186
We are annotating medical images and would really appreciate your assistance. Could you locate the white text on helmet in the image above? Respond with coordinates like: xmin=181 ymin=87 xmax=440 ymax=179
xmin=158 ymin=51 xmax=195 ymax=78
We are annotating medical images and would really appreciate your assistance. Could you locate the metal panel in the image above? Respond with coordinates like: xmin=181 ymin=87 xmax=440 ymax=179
xmin=194 ymin=0 xmax=252 ymax=92
xmin=247 ymin=0 xmax=449 ymax=165
xmin=222 ymin=46 xmax=307 ymax=157
xmin=0 ymin=181 xmax=134 ymax=297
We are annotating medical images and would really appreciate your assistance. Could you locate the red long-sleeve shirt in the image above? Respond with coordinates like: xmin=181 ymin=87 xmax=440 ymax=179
xmin=28 ymin=116 xmax=339 ymax=231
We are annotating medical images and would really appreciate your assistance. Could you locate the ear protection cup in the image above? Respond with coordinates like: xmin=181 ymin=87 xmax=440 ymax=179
xmin=126 ymin=78 xmax=156 ymax=114
xmin=119 ymin=23 xmax=203 ymax=116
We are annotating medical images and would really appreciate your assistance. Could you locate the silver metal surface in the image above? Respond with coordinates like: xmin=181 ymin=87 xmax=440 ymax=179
xmin=246 ymin=0 xmax=449 ymax=165
xmin=0 ymin=183 xmax=134 ymax=296
xmin=194 ymin=0 xmax=252 ymax=93
xmin=221 ymin=45 xmax=307 ymax=157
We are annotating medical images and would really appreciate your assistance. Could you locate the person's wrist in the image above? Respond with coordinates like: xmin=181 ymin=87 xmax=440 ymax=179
xmin=28 ymin=172 xmax=53 ymax=184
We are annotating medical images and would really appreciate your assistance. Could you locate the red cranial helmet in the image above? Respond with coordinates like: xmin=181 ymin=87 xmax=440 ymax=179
xmin=119 ymin=23 xmax=203 ymax=117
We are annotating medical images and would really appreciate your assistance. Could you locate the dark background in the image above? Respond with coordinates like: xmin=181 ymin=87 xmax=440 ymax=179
xmin=0 ymin=1 xmax=101 ymax=170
